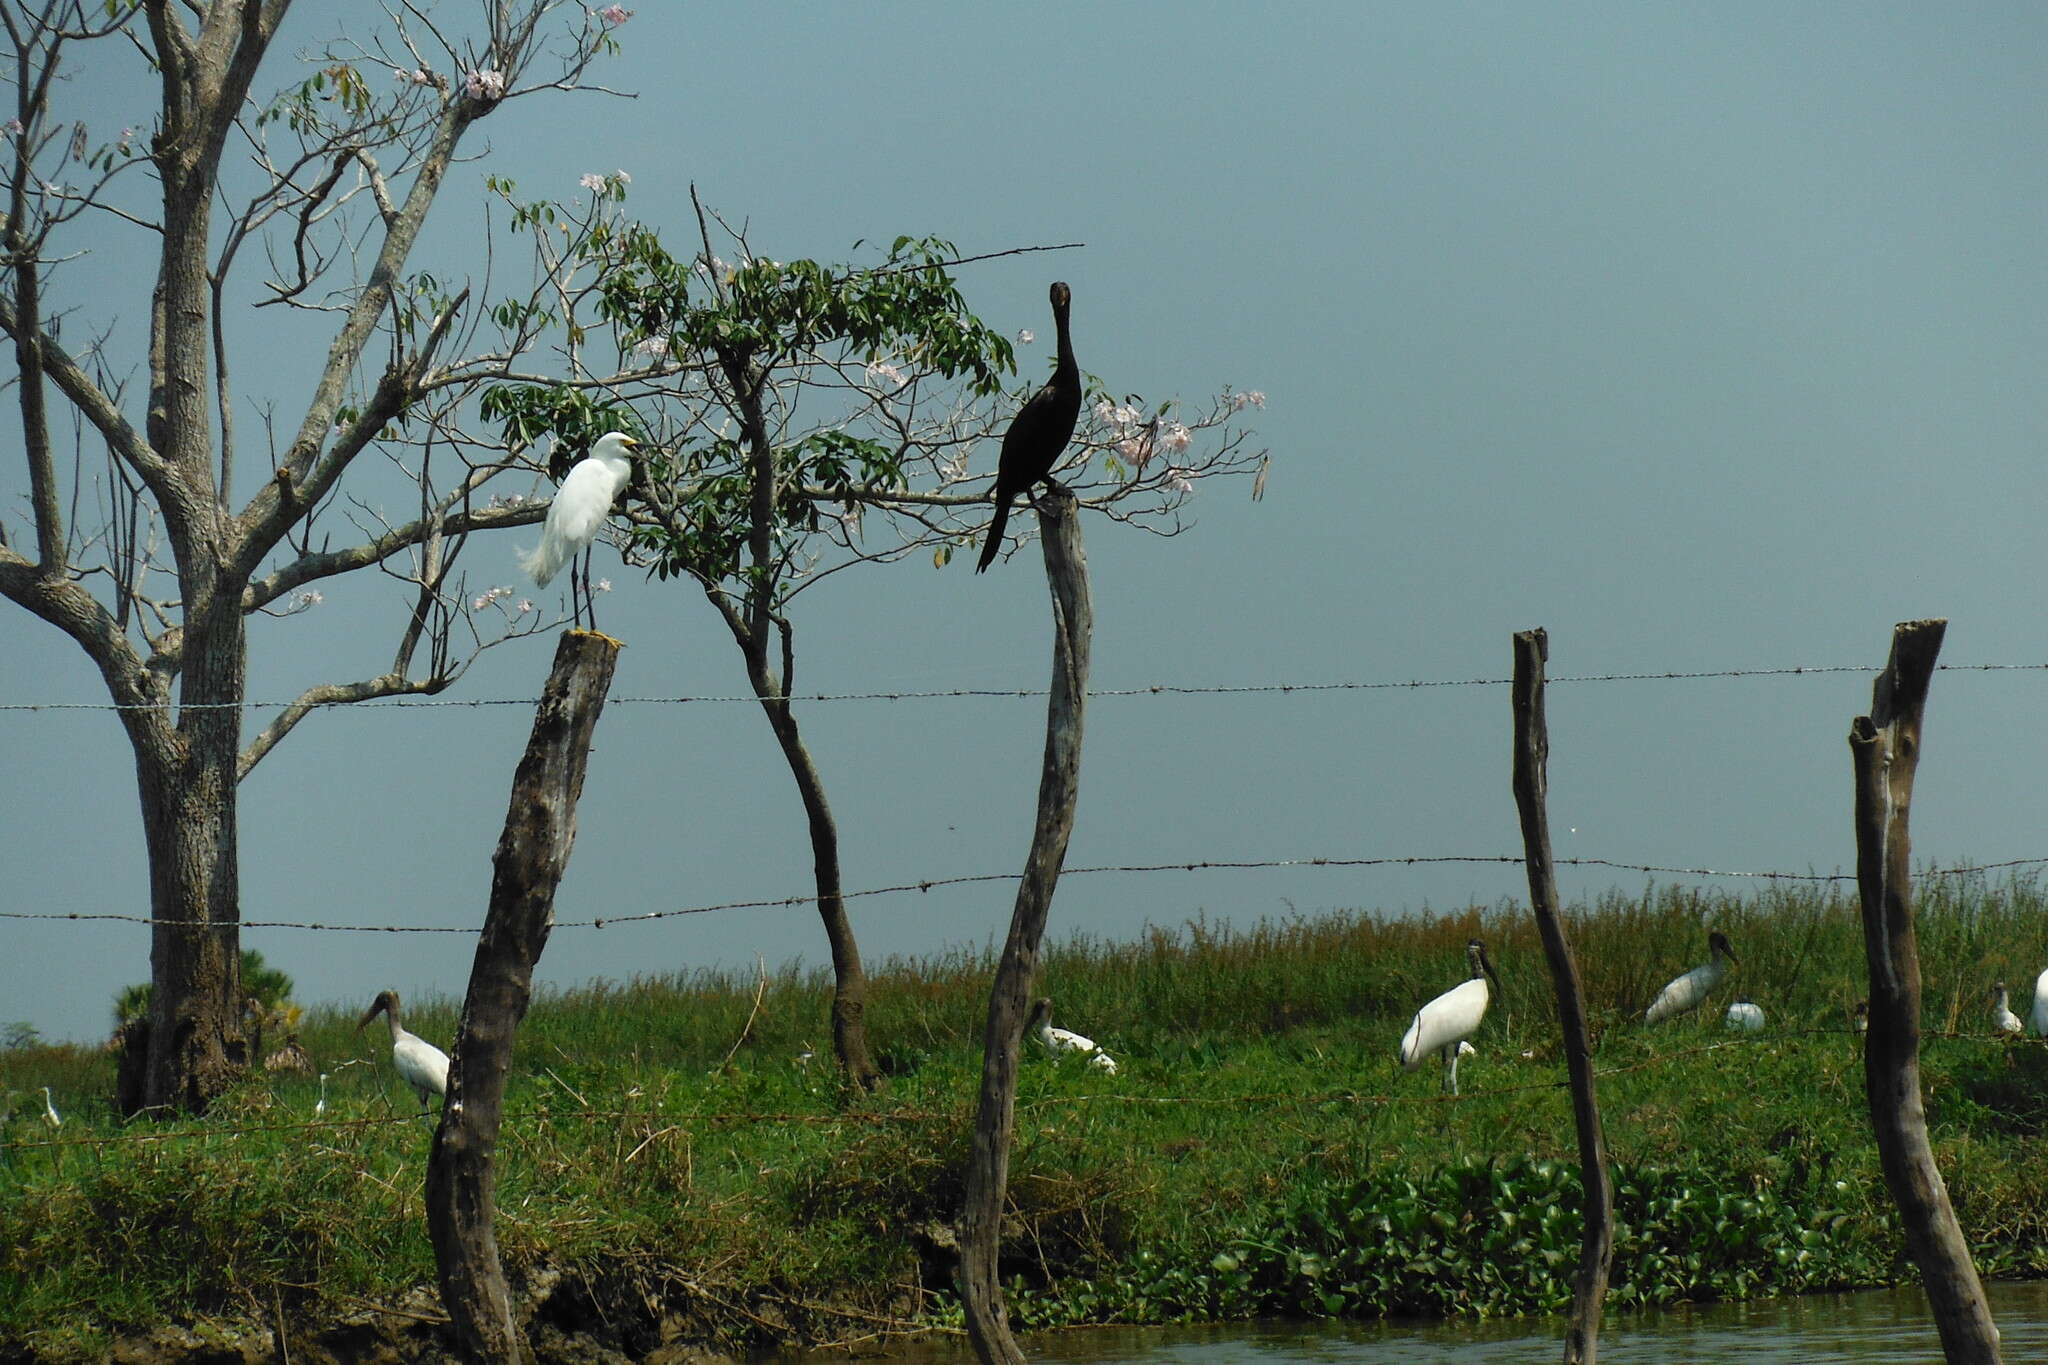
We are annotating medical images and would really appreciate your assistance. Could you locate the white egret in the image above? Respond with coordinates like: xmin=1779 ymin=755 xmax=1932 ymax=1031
xmin=314 ymin=1072 xmax=329 ymax=1117
xmin=40 ymin=1086 xmax=59 ymax=1128
xmin=356 ymin=989 xmax=450 ymax=1112
xmin=1992 ymin=983 xmax=2024 ymax=1036
xmin=1723 ymin=998 xmax=1764 ymax=1032
xmin=519 ymin=431 xmax=640 ymax=631
xmin=1398 ymin=938 xmax=1502 ymax=1096
xmin=1644 ymin=930 xmax=1738 ymax=1024
xmin=1027 ymin=997 xmax=1118 ymax=1074
xmin=2031 ymin=968 xmax=2048 ymax=1037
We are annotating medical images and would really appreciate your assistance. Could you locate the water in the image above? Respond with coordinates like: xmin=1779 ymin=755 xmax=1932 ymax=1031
xmin=855 ymin=1279 xmax=2048 ymax=1362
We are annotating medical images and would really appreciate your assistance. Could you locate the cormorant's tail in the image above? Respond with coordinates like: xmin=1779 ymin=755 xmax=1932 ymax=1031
xmin=975 ymin=496 xmax=1012 ymax=573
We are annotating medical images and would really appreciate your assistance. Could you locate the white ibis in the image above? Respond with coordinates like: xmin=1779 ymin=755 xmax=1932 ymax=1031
xmin=1723 ymin=998 xmax=1764 ymax=1032
xmin=1644 ymin=931 xmax=1738 ymax=1024
xmin=1992 ymin=982 xmax=2024 ymax=1036
xmin=40 ymin=1086 xmax=59 ymax=1128
xmin=519 ymin=431 xmax=640 ymax=630
xmin=1027 ymin=997 xmax=1117 ymax=1074
xmin=357 ymin=989 xmax=450 ymax=1112
xmin=1398 ymin=938 xmax=1502 ymax=1095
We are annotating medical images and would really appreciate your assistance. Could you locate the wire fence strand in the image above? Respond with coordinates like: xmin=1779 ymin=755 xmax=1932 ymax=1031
xmin=2 ymin=662 xmax=2043 ymax=713
xmin=5 ymin=855 xmax=2046 ymax=936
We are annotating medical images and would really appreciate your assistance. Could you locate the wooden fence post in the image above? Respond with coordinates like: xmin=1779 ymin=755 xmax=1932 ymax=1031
xmin=957 ymin=490 xmax=1091 ymax=1365
xmin=1510 ymin=629 xmax=1615 ymax=1365
xmin=1851 ymin=618 xmax=1999 ymax=1363
xmin=425 ymin=630 xmax=622 ymax=1364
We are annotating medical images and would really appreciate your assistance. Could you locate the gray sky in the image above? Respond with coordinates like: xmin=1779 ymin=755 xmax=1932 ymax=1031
xmin=5 ymin=2 xmax=2046 ymax=1044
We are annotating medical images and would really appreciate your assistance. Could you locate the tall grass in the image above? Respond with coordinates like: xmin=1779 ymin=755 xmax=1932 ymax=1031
xmin=5 ymin=875 xmax=2048 ymax=1357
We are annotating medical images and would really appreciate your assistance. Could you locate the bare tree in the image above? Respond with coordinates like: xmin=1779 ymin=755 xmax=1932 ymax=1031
xmin=0 ymin=0 xmax=624 ymax=1113
xmin=467 ymin=190 xmax=1269 ymax=1087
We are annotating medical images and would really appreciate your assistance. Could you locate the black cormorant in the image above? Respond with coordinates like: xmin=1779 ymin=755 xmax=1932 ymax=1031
xmin=977 ymin=281 xmax=1081 ymax=572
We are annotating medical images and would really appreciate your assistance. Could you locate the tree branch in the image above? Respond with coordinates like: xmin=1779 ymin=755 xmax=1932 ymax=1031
xmin=243 ymin=497 xmax=544 ymax=613
xmin=238 ymin=670 xmax=453 ymax=778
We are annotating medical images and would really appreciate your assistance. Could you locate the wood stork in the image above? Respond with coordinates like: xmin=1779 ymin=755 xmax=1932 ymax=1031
xmin=520 ymin=431 xmax=640 ymax=630
xmin=40 ymin=1086 xmax=59 ymax=1128
xmin=2031 ymin=968 xmax=2048 ymax=1037
xmin=1723 ymin=998 xmax=1764 ymax=1032
xmin=1027 ymin=997 xmax=1118 ymax=1074
xmin=357 ymin=989 xmax=450 ymax=1112
xmin=1397 ymin=938 xmax=1502 ymax=1095
xmin=1992 ymin=982 xmax=2024 ymax=1036
xmin=1644 ymin=930 xmax=1738 ymax=1024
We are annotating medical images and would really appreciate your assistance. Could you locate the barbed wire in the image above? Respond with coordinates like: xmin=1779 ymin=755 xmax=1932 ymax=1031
xmin=6 ymin=1026 xmax=2033 ymax=1152
xmin=4 ymin=855 xmax=2045 ymax=936
xmin=1 ymin=662 xmax=2042 ymax=713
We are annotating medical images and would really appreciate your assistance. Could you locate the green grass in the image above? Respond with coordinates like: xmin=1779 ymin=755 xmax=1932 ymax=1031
xmin=6 ymin=876 xmax=2048 ymax=1358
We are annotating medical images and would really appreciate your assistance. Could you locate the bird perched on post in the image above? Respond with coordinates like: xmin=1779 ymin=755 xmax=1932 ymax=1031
xmin=976 ymin=282 xmax=1081 ymax=572
xmin=1026 ymin=996 xmax=1117 ymax=1073
xmin=1644 ymin=930 xmax=1738 ymax=1024
xmin=520 ymin=431 xmax=641 ymax=630
xmin=1992 ymin=982 xmax=2025 ymax=1036
xmin=356 ymin=989 xmax=450 ymax=1113
xmin=1398 ymin=938 xmax=1503 ymax=1095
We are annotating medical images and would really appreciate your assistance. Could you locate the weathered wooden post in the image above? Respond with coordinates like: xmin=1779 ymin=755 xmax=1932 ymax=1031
xmin=426 ymin=630 xmax=621 ymax=1364
xmin=1851 ymin=618 xmax=1999 ymax=1363
xmin=957 ymin=490 xmax=1090 ymax=1365
xmin=1510 ymin=629 xmax=1615 ymax=1365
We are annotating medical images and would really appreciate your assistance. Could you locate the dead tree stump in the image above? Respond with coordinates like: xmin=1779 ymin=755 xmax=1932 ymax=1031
xmin=1850 ymin=618 xmax=1999 ymax=1363
xmin=1511 ymin=629 xmax=1614 ymax=1364
xmin=425 ymin=630 xmax=621 ymax=1364
xmin=958 ymin=490 xmax=1090 ymax=1365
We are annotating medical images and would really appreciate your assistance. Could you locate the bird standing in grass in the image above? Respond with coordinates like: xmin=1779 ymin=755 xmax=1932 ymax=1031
xmin=1398 ymin=938 xmax=1502 ymax=1096
xmin=357 ymin=990 xmax=450 ymax=1113
xmin=40 ymin=1086 xmax=59 ymax=1128
xmin=520 ymin=431 xmax=640 ymax=630
xmin=1724 ymin=998 xmax=1765 ymax=1032
xmin=976 ymin=282 xmax=1081 ymax=572
xmin=2031 ymin=968 xmax=2048 ymax=1037
xmin=314 ymin=1072 xmax=328 ymax=1118
xmin=1992 ymin=982 xmax=2024 ymax=1036
xmin=1027 ymin=997 xmax=1117 ymax=1073
xmin=1644 ymin=930 xmax=1738 ymax=1024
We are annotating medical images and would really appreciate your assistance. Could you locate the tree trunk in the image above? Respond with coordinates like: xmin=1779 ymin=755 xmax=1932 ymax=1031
xmin=1850 ymin=618 xmax=1999 ymax=1363
xmin=958 ymin=490 xmax=1090 ymax=1365
xmin=137 ymin=592 xmax=249 ymax=1114
xmin=754 ymin=692 xmax=880 ymax=1090
xmin=427 ymin=631 xmax=621 ymax=1364
xmin=1510 ymin=629 xmax=1614 ymax=1365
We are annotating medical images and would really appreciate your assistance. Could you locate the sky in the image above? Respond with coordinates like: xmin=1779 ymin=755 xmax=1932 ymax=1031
xmin=4 ymin=2 xmax=2047 ymax=1045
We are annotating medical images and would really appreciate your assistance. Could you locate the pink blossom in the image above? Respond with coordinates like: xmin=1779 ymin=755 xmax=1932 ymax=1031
xmin=579 ymin=172 xmax=606 ymax=191
xmin=1229 ymin=389 xmax=1267 ymax=411
xmin=1116 ymin=434 xmax=1152 ymax=464
xmin=597 ymin=4 xmax=633 ymax=25
xmin=463 ymin=68 xmax=505 ymax=102
xmin=632 ymin=335 xmax=670 ymax=359
xmin=865 ymin=359 xmax=907 ymax=391
xmin=3 ymin=118 xmax=22 ymax=137
xmin=595 ymin=578 xmax=612 ymax=593
xmin=613 ymin=169 xmax=631 ymax=184
xmin=515 ymin=598 xmax=535 ymax=615
xmin=1166 ymin=467 xmax=1194 ymax=493
xmin=1016 ymin=328 xmax=1035 ymax=344
xmin=1161 ymin=422 xmax=1192 ymax=455
xmin=398 ymin=68 xmax=432 ymax=85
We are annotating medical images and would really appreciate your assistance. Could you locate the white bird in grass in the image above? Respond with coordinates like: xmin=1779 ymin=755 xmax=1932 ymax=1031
xmin=1724 ymin=998 xmax=1765 ymax=1032
xmin=40 ymin=1086 xmax=59 ymax=1128
xmin=519 ymin=431 xmax=640 ymax=631
xmin=2031 ymin=969 xmax=2048 ymax=1037
xmin=314 ymin=1072 xmax=329 ymax=1118
xmin=1852 ymin=1000 xmax=1869 ymax=1034
xmin=357 ymin=990 xmax=450 ymax=1113
xmin=1644 ymin=930 xmax=1739 ymax=1025
xmin=1027 ymin=997 xmax=1118 ymax=1074
xmin=1398 ymin=938 xmax=1503 ymax=1096
xmin=1991 ymin=982 xmax=2024 ymax=1036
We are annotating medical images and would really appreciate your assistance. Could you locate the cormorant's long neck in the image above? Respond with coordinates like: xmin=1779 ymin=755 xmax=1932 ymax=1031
xmin=1053 ymin=300 xmax=1076 ymax=384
